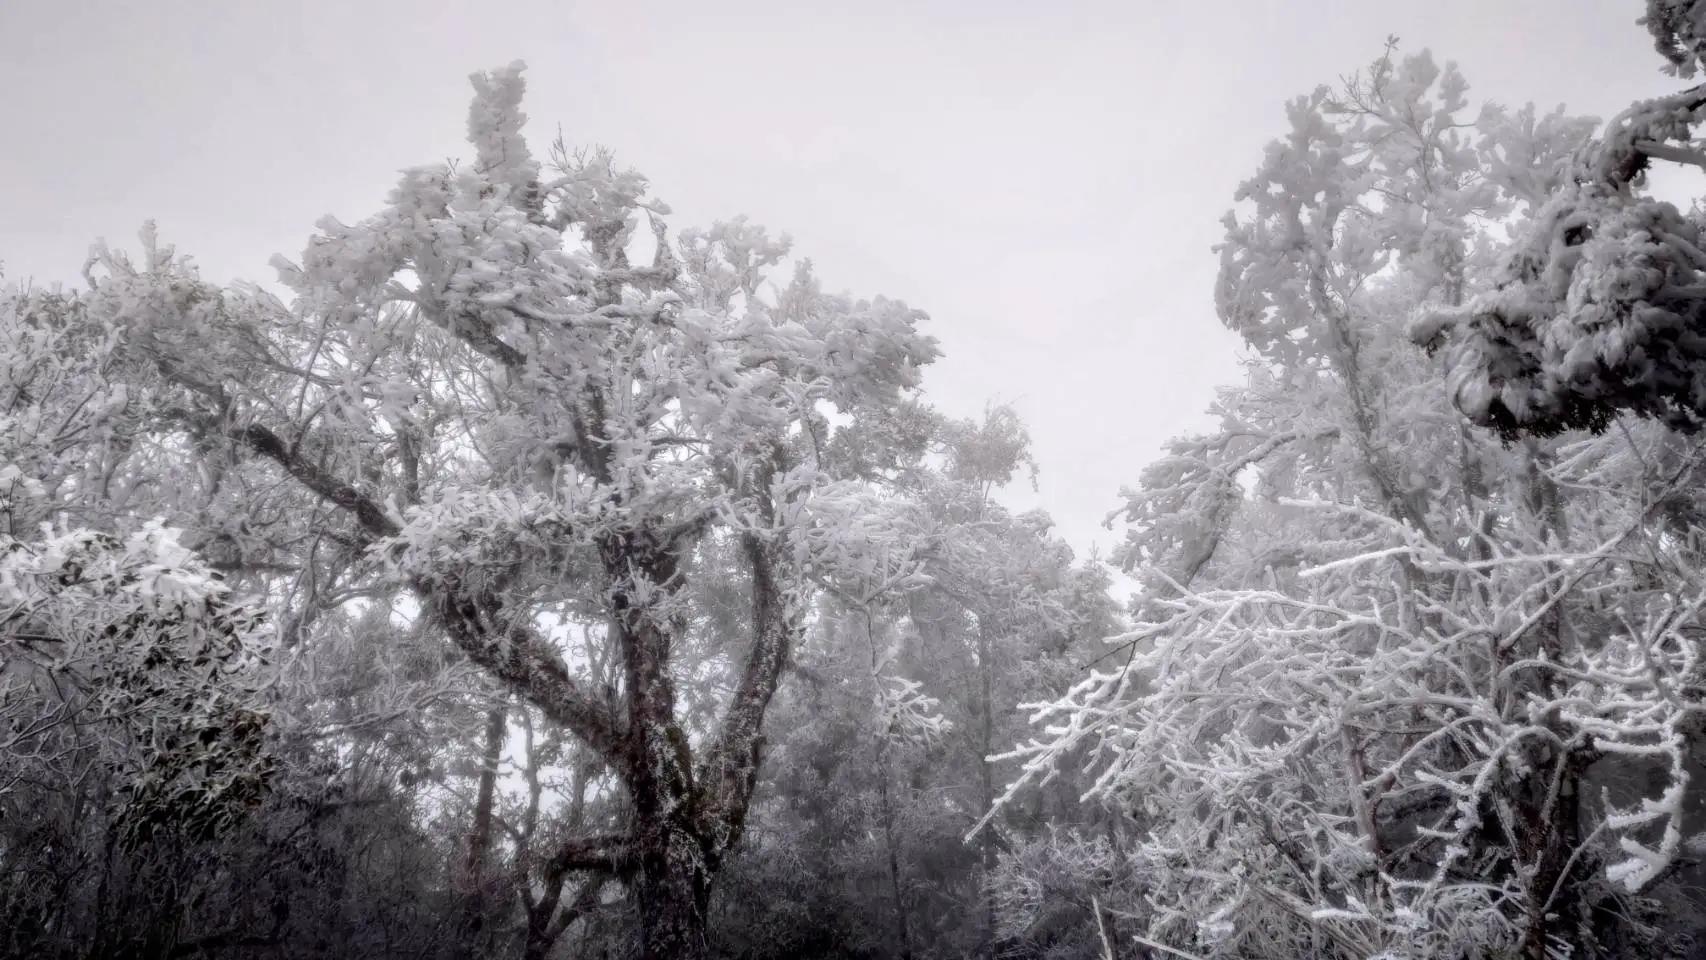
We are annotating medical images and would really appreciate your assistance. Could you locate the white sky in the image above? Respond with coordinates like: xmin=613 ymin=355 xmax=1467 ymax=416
xmin=0 ymin=0 xmax=1691 ymax=571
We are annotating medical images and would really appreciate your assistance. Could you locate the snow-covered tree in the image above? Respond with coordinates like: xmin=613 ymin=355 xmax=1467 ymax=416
xmin=46 ymin=62 xmax=938 ymax=958
xmin=988 ymin=47 xmax=1706 ymax=959
xmin=0 ymin=281 xmax=295 ymax=957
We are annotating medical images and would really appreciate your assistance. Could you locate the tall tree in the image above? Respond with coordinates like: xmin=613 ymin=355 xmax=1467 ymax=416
xmin=60 ymin=62 xmax=939 ymax=958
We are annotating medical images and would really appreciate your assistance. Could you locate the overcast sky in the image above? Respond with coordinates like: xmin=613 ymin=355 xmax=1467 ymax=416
xmin=0 ymin=0 xmax=1691 ymax=573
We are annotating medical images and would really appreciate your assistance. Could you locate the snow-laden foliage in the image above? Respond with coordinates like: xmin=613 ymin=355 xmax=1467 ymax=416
xmin=1419 ymin=10 xmax=1706 ymax=439
xmin=710 ymin=405 xmax=1120 ymax=960
xmin=1016 ymin=484 xmax=1706 ymax=957
xmin=0 ymin=518 xmax=274 ymax=847
xmin=1645 ymin=0 xmax=1706 ymax=77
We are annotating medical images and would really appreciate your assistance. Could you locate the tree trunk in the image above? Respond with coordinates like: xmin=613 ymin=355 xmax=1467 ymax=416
xmin=614 ymin=540 xmax=714 ymax=960
xmin=462 ymin=703 xmax=508 ymax=947
xmin=877 ymin=753 xmax=916 ymax=960
xmin=634 ymin=829 xmax=712 ymax=960
xmin=977 ymin=622 xmax=1000 ymax=960
xmin=1518 ymin=749 xmax=1586 ymax=960
xmin=522 ymin=875 xmax=606 ymax=960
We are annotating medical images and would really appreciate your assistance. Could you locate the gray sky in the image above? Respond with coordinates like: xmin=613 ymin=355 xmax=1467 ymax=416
xmin=0 ymin=0 xmax=1690 ymax=571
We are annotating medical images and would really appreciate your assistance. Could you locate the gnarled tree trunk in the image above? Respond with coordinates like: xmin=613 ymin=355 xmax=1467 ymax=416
xmin=632 ymin=828 xmax=714 ymax=960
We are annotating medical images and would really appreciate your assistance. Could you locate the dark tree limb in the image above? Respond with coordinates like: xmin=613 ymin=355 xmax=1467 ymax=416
xmin=228 ymin=418 xmax=629 ymax=769
xmin=234 ymin=422 xmax=400 ymax=539
xmin=696 ymin=529 xmax=792 ymax=848
xmin=543 ymin=832 xmax=632 ymax=878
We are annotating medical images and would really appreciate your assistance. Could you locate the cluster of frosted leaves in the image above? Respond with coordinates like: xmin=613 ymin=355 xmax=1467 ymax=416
xmin=1419 ymin=81 xmax=1706 ymax=439
xmin=78 ymin=226 xmax=294 ymax=417
xmin=1645 ymin=0 xmax=1706 ymax=77
xmin=819 ymin=399 xmax=938 ymax=483
xmin=54 ymin=243 xmax=402 ymax=652
xmin=1473 ymin=101 xmax=1603 ymax=216
xmin=933 ymin=500 xmax=1076 ymax=624
xmin=1107 ymin=358 xmax=1433 ymax=619
xmin=1214 ymin=85 xmax=1372 ymax=367
xmin=1111 ymin=381 xmax=1326 ymax=569
xmin=262 ymin=597 xmax=481 ymax=750
xmin=75 ymin=234 xmax=380 ymax=535
xmin=11 ymin=271 xmax=337 ymax=605
xmin=782 ymin=475 xmax=935 ymax=605
xmin=845 ymin=405 xmax=1083 ymax=650
xmin=938 ymin=403 xmax=1037 ymax=490
xmin=986 ymin=830 xmax=1130 ymax=943
xmin=0 ymin=517 xmax=273 ymax=848
xmin=0 ymin=285 xmax=163 ymax=530
xmin=1427 ymin=184 xmax=1706 ymax=438
xmin=873 ymin=675 xmax=952 ymax=746
xmin=916 ymin=473 xmax=1086 ymax=717
xmin=1210 ymin=62 xmax=1390 ymax=356
xmin=265 ymin=64 xmax=936 ymax=441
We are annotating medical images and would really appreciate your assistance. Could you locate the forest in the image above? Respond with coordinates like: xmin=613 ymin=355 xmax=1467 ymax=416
xmin=11 ymin=2 xmax=1706 ymax=958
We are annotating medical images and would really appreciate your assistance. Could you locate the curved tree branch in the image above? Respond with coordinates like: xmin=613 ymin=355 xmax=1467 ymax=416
xmin=227 ymin=418 xmax=628 ymax=769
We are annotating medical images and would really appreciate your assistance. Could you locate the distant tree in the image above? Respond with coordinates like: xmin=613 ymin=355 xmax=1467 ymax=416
xmin=711 ymin=405 xmax=1120 ymax=960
